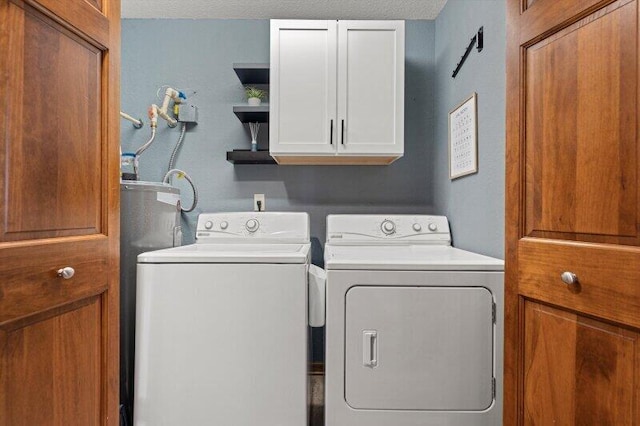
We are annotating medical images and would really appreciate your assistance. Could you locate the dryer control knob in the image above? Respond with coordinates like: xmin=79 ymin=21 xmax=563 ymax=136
xmin=220 ymin=221 xmax=229 ymax=230
xmin=246 ymin=219 xmax=260 ymax=233
xmin=381 ymin=220 xmax=396 ymax=235
xmin=413 ymin=223 xmax=422 ymax=232
xmin=204 ymin=221 xmax=213 ymax=230
xmin=428 ymin=223 xmax=438 ymax=232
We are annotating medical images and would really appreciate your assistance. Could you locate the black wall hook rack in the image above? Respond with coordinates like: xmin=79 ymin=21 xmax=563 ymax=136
xmin=452 ymin=27 xmax=484 ymax=78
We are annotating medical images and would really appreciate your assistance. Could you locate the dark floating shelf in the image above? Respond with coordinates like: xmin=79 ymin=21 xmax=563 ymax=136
xmin=233 ymin=105 xmax=269 ymax=123
xmin=226 ymin=149 xmax=276 ymax=165
xmin=233 ymin=63 xmax=270 ymax=84
xmin=230 ymin=64 xmax=272 ymax=164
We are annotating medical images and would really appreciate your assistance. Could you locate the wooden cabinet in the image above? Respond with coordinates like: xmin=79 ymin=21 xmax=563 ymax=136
xmin=269 ymin=20 xmax=404 ymax=165
xmin=0 ymin=0 xmax=120 ymax=424
xmin=505 ymin=0 xmax=640 ymax=424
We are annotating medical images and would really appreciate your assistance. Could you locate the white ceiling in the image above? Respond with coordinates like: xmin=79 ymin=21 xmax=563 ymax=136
xmin=121 ymin=0 xmax=449 ymax=20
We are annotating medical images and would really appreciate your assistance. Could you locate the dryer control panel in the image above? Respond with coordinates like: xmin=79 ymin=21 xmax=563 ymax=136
xmin=326 ymin=215 xmax=451 ymax=245
xmin=196 ymin=212 xmax=310 ymax=243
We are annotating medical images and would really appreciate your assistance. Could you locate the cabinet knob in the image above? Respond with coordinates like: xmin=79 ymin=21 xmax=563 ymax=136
xmin=57 ymin=267 xmax=75 ymax=280
xmin=560 ymin=271 xmax=578 ymax=285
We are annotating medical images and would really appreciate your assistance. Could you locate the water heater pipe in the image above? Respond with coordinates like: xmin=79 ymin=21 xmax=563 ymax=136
xmin=120 ymin=111 xmax=143 ymax=128
xmin=163 ymin=168 xmax=198 ymax=213
xmin=157 ymin=87 xmax=182 ymax=128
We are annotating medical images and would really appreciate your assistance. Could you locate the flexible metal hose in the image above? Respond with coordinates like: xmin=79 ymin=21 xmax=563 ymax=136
xmin=168 ymin=123 xmax=187 ymax=172
xmin=163 ymin=168 xmax=198 ymax=213
xmin=133 ymin=127 xmax=157 ymax=176
xmin=135 ymin=127 xmax=157 ymax=157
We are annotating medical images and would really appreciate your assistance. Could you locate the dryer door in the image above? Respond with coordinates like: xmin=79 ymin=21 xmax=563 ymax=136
xmin=345 ymin=286 xmax=494 ymax=411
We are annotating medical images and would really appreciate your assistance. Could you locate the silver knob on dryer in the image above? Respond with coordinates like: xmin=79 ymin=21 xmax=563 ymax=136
xmin=220 ymin=221 xmax=229 ymax=230
xmin=428 ymin=223 xmax=438 ymax=232
xmin=381 ymin=220 xmax=396 ymax=235
xmin=204 ymin=221 xmax=213 ymax=230
xmin=246 ymin=219 xmax=260 ymax=233
xmin=413 ymin=223 xmax=422 ymax=232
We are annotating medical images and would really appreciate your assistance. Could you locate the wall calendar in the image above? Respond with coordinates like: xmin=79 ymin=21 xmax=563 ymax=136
xmin=449 ymin=93 xmax=478 ymax=179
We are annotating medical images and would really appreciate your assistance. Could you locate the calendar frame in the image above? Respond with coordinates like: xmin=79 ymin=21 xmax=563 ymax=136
xmin=448 ymin=93 xmax=478 ymax=180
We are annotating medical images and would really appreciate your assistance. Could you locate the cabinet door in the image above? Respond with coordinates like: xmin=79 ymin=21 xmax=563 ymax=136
xmin=0 ymin=0 xmax=120 ymax=424
xmin=505 ymin=0 xmax=640 ymax=424
xmin=523 ymin=302 xmax=640 ymax=425
xmin=337 ymin=21 xmax=404 ymax=156
xmin=270 ymin=20 xmax=337 ymax=155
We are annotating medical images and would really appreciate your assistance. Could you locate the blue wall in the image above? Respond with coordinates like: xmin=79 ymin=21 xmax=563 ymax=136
xmin=121 ymin=19 xmax=436 ymax=264
xmin=433 ymin=1 xmax=506 ymax=258
xmin=121 ymin=12 xmax=506 ymax=259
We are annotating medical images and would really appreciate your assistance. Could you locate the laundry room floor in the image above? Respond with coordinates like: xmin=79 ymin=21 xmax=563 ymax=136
xmin=309 ymin=366 xmax=324 ymax=425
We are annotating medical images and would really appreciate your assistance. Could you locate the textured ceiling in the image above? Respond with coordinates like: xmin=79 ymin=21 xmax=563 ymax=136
xmin=121 ymin=0 xmax=449 ymax=20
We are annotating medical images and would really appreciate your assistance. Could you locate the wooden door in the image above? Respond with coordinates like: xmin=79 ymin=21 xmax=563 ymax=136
xmin=337 ymin=20 xmax=404 ymax=157
xmin=506 ymin=0 xmax=640 ymax=424
xmin=269 ymin=20 xmax=337 ymax=157
xmin=0 ymin=0 xmax=120 ymax=424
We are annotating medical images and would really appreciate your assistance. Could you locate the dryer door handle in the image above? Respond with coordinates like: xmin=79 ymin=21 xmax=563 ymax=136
xmin=363 ymin=330 xmax=378 ymax=368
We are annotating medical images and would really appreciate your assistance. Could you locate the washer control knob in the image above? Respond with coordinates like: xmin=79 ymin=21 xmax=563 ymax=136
xmin=246 ymin=219 xmax=260 ymax=233
xmin=413 ymin=223 xmax=422 ymax=232
xmin=204 ymin=221 xmax=213 ymax=230
xmin=428 ymin=223 xmax=438 ymax=232
xmin=381 ymin=220 xmax=396 ymax=235
xmin=219 ymin=221 xmax=229 ymax=230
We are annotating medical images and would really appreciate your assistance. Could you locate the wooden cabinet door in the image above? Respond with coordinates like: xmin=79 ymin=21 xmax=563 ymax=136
xmin=0 ymin=0 xmax=120 ymax=424
xmin=523 ymin=302 xmax=640 ymax=424
xmin=269 ymin=20 xmax=337 ymax=156
xmin=337 ymin=20 xmax=404 ymax=156
xmin=505 ymin=0 xmax=640 ymax=424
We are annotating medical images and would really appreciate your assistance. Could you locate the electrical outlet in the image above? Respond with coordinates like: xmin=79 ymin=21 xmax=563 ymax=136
xmin=254 ymin=194 xmax=265 ymax=212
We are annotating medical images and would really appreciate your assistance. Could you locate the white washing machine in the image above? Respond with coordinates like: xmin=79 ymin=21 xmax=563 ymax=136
xmin=324 ymin=215 xmax=504 ymax=426
xmin=134 ymin=212 xmax=310 ymax=426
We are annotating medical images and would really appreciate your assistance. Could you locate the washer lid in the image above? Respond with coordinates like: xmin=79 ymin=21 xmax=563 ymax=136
xmin=324 ymin=245 xmax=503 ymax=271
xmin=138 ymin=243 xmax=310 ymax=264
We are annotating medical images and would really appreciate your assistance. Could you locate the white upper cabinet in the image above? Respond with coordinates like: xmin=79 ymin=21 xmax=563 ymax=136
xmin=270 ymin=20 xmax=405 ymax=165
xmin=270 ymin=20 xmax=337 ymax=156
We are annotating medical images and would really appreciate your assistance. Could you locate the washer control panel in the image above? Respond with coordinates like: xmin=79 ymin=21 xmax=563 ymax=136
xmin=326 ymin=215 xmax=451 ymax=245
xmin=195 ymin=212 xmax=309 ymax=243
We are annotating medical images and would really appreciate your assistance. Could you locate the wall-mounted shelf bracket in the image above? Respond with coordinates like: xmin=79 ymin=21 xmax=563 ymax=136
xmin=452 ymin=26 xmax=484 ymax=78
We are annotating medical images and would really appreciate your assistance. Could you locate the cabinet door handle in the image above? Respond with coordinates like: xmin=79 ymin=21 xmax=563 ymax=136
xmin=341 ymin=119 xmax=345 ymax=145
xmin=330 ymin=120 xmax=333 ymax=145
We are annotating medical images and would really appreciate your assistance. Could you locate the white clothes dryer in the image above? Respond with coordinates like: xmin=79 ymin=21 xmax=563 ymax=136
xmin=134 ymin=212 xmax=310 ymax=426
xmin=324 ymin=214 xmax=504 ymax=426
